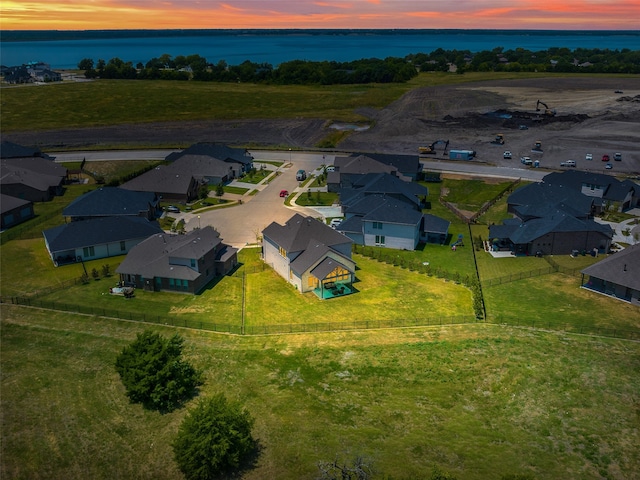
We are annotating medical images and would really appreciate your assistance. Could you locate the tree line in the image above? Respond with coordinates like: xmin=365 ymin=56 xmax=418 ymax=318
xmin=77 ymin=46 xmax=639 ymax=85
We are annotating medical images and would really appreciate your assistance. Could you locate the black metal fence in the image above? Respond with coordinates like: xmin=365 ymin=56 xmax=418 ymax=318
xmin=487 ymin=315 xmax=640 ymax=341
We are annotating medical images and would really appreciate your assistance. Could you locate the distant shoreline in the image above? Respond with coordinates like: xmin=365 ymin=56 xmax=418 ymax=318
xmin=2 ymin=28 xmax=639 ymax=43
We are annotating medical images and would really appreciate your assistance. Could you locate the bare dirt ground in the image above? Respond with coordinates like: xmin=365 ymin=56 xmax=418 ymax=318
xmin=6 ymin=76 xmax=639 ymax=175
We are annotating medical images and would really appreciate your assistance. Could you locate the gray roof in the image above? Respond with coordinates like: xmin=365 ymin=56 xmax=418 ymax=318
xmin=582 ymin=244 xmax=640 ymax=291
xmin=490 ymin=211 xmax=613 ymax=244
xmin=43 ymin=216 xmax=163 ymax=252
xmin=340 ymin=172 xmax=427 ymax=207
xmin=1 ymin=158 xmax=67 ymax=192
xmin=1 ymin=193 xmax=31 ymax=213
xmin=0 ymin=141 xmax=53 ymax=160
xmin=422 ymin=214 xmax=450 ymax=234
xmin=508 ymin=182 xmax=593 ymax=217
xmin=171 ymin=155 xmax=235 ymax=180
xmin=336 ymin=215 xmax=363 ymax=234
xmin=120 ymin=165 xmax=196 ymax=195
xmin=542 ymin=170 xmax=638 ymax=202
xmin=166 ymin=143 xmax=253 ymax=165
xmin=116 ymin=226 xmax=222 ymax=280
xmin=361 ymin=197 xmax=423 ymax=226
xmin=310 ymin=256 xmax=354 ymax=280
xmin=63 ymin=187 xmax=158 ymax=217
xmin=334 ymin=155 xmax=398 ymax=176
xmin=351 ymin=152 xmax=421 ymax=176
xmin=263 ymin=213 xmax=352 ymax=253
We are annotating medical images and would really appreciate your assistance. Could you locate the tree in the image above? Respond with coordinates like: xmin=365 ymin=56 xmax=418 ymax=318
xmin=115 ymin=330 xmax=202 ymax=412
xmin=77 ymin=58 xmax=94 ymax=71
xmin=173 ymin=394 xmax=255 ymax=479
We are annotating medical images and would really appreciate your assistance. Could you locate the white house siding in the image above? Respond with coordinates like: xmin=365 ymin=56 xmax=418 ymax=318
xmin=263 ymin=237 xmax=291 ymax=281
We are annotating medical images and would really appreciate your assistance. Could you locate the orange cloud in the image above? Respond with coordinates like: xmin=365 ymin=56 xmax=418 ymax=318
xmin=0 ymin=0 xmax=638 ymax=30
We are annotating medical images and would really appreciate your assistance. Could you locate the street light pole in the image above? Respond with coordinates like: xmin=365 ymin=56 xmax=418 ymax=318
xmin=198 ymin=215 xmax=201 ymax=229
xmin=289 ymin=148 xmax=292 ymax=164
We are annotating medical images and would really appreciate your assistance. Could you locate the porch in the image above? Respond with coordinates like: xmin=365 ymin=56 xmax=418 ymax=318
xmin=314 ymin=281 xmax=354 ymax=300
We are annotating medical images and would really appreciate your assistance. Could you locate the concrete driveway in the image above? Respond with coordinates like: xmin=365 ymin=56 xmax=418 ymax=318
xmin=185 ymin=152 xmax=331 ymax=248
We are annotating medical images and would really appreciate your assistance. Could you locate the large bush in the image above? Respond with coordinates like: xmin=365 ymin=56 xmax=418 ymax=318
xmin=115 ymin=330 xmax=202 ymax=412
xmin=173 ymin=394 xmax=255 ymax=479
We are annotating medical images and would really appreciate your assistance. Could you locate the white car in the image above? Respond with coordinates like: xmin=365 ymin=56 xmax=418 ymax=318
xmin=503 ymin=151 xmax=512 ymax=159
xmin=520 ymin=156 xmax=532 ymax=165
xmin=585 ymin=153 xmax=593 ymax=161
xmin=329 ymin=218 xmax=343 ymax=229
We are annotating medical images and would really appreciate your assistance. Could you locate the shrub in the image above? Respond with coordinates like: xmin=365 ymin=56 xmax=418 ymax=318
xmin=173 ymin=394 xmax=255 ymax=479
xmin=114 ymin=330 xmax=202 ymax=412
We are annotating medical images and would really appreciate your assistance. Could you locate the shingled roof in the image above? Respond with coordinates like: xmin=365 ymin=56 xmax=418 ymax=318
xmin=262 ymin=213 xmax=352 ymax=253
xmin=116 ymin=226 xmax=224 ymax=280
xmin=63 ymin=187 xmax=159 ymax=218
xmin=582 ymin=244 xmax=640 ymax=291
xmin=43 ymin=216 xmax=163 ymax=252
xmin=166 ymin=143 xmax=253 ymax=165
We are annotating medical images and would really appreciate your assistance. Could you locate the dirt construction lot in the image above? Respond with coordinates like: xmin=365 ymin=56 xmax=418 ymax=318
xmin=6 ymin=76 xmax=640 ymax=176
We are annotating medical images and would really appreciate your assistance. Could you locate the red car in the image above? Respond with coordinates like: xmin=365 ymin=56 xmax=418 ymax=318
xmin=279 ymin=190 xmax=288 ymax=197
xmin=602 ymin=154 xmax=610 ymax=162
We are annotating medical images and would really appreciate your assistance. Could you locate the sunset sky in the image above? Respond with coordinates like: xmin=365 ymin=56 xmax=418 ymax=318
xmin=1 ymin=0 xmax=638 ymax=31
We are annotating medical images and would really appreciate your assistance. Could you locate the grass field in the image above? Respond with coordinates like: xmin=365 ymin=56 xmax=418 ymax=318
xmin=2 ymin=306 xmax=639 ymax=480
xmin=0 ymin=72 xmax=602 ymax=133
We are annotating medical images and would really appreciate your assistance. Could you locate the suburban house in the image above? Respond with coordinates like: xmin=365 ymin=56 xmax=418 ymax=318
xmin=327 ymin=155 xmax=404 ymax=192
xmin=1 ymin=156 xmax=67 ymax=202
xmin=118 ymin=143 xmax=254 ymax=201
xmin=332 ymin=172 xmax=450 ymax=251
xmin=0 ymin=193 xmax=34 ymax=230
xmin=2 ymin=62 xmax=62 ymax=84
xmin=542 ymin=170 xmax=639 ymax=213
xmin=338 ymin=195 xmax=424 ymax=250
xmin=116 ymin=226 xmax=238 ymax=294
xmin=340 ymin=172 xmax=428 ymax=210
xmin=43 ymin=216 xmax=164 ymax=266
xmin=120 ymin=165 xmax=200 ymax=203
xmin=581 ymin=244 xmax=640 ymax=305
xmin=166 ymin=143 xmax=255 ymax=181
xmin=63 ymin=187 xmax=161 ymax=221
xmin=262 ymin=213 xmax=356 ymax=299
xmin=489 ymin=197 xmax=613 ymax=255
xmin=327 ymin=153 xmax=422 ymax=192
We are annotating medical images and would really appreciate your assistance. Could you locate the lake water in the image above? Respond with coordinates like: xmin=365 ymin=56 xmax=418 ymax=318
xmin=1 ymin=30 xmax=638 ymax=69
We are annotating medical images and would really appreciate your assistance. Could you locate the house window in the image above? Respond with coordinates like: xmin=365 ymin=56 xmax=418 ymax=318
xmin=279 ymin=246 xmax=287 ymax=258
xmin=190 ymin=259 xmax=196 ymax=268
xmin=375 ymin=235 xmax=385 ymax=246
xmin=373 ymin=221 xmax=383 ymax=229
xmin=120 ymin=241 xmax=126 ymax=251
xmin=83 ymin=246 xmax=95 ymax=257
xmin=169 ymin=278 xmax=175 ymax=286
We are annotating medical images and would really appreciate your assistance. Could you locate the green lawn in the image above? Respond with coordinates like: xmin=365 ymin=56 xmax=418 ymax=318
xmin=295 ymin=191 xmax=339 ymax=206
xmin=2 ymin=307 xmax=639 ymax=479
xmin=484 ymin=271 xmax=640 ymax=332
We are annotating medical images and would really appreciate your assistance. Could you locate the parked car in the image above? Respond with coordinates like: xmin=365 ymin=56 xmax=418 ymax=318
xmin=166 ymin=205 xmax=180 ymax=213
xmin=520 ymin=156 xmax=532 ymax=165
xmin=326 ymin=165 xmax=336 ymax=172
xmin=605 ymin=163 xmax=613 ymax=170
xmin=602 ymin=154 xmax=610 ymax=162
xmin=585 ymin=153 xmax=593 ymax=161
xmin=279 ymin=190 xmax=288 ymax=197
xmin=503 ymin=151 xmax=512 ymax=159
xmin=296 ymin=169 xmax=307 ymax=181
xmin=560 ymin=160 xmax=576 ymax=167
xmin=518 ymin=124 xmax=528 ymax=130
xmin=329 ymin=218 xmax=343 ymax=229
xmin=614 ymin=152 xmax=622 ymax=161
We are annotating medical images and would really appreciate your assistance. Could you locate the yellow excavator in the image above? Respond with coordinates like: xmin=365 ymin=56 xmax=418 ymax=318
xmin=419 ymin=139 xmax=449 ymax=155
xmin=536 ymin=100 xmax=556 ymax=117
